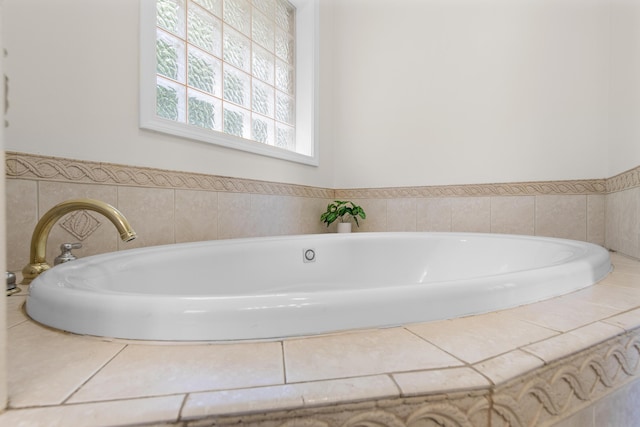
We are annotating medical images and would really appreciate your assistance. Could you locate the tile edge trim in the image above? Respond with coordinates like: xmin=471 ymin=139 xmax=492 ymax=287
xmin=6 ymin=151 xmax=640 ymax=198
xmin=5 ymin=152 xmax=334 ymax=199
xmin=181 ymin=327 xmax=640 ymax=426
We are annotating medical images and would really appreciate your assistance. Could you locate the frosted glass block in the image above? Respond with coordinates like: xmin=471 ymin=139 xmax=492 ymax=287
xmin=252 ymin=115 xmax=275 ymax=145
xmin=193 ymin=0 xmax=221 ymax=17
xmin=275 ymin=29 xmax=293 ymax=64
xmin=252 ymin=44 xmax=275 ymax=84
xmin=188 ymin=89 xmax=221 ymax=130
xmin=275 ymin=0 xmax=295 ymax=34
xmin=188 ymin=2 xmax=222 ymax=56
xmin=188 ymin=47 xmax=222 ymax=96
xmin=223 ymin=66 xmax=251 ymax=108
xmin=223 ymin=0 xmax=251 ymax=36
xmin=155 ymin=0 xmax=297 ymax=150
xmin=223 ymin=26 xmax=250 ymax=72
xmin=157 ymin=77 xmax=186 ymax=122
xmin=252 ymin=0 xmax=275 ymax=17
xmin=275 ymin=91 xmax=294 ymax=125
xmin=223 ymin=103 xmax=251 ymax=138
xmin=157 ymin=0 xmax=185 ymax=37
xmin=275 ymin=122 xmax=295 ymax=150
xmin=275 ymin=60 xmax=294 ymax=95
xmin=157 ymin=30 xmax=186 ymax=82
xmin=252 ymin=79 xmax=274 ymax=118
xmin=252 ymin=10 xmax=274 ymax=51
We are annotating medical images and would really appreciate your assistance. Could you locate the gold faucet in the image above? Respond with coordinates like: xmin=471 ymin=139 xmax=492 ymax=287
xmin=22 ymin=198 xmax=137 ymax=284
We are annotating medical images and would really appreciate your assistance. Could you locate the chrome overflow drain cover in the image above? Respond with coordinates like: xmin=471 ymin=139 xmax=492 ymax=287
xmin=303 ymin=248 xmax=316 ymax=263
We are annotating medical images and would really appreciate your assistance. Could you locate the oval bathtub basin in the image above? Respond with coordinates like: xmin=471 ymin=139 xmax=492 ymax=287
xmin=26 ymin=232 xmax=612 ymax=341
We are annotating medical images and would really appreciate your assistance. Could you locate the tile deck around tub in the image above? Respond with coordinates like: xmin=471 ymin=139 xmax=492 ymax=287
xmin=1 ymin=253 xmax=639 ymax=426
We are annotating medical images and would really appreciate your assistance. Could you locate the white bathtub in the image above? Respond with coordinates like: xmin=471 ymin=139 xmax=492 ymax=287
xmin=26 ymin=232 xmax=611 ymax=341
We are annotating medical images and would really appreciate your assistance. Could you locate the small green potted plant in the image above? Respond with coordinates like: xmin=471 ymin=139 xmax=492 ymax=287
xmin=320 ymin=200 xmax=366 ymax=233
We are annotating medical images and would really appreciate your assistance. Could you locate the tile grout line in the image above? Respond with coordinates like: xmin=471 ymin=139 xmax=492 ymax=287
xmin=280 ymin=340 xmax=288 ymax=385
xmin=8 ymin=391 xmax=189 ymax=411
xmin=176 ymin=393 xmax=189 ymax=423
xmin=401 ymin=326 xmax=468 ymax=367
xmin=60 ymin=344 xmax=130 ymax=405
xmin=385 ymin=373 xmax=404 ymax=398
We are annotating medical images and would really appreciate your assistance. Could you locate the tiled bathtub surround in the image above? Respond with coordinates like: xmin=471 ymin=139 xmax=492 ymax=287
xmin=2 ymin=253 xmax=640 ymax=426
xmin=3 ymin=152 xmax=640 ymax=426
xmin=5 ymin=152 xmax=640 ymax=274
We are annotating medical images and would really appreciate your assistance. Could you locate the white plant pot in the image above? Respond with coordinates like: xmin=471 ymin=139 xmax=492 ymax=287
xmin=337 ymin=222 xmax=352 ymax=233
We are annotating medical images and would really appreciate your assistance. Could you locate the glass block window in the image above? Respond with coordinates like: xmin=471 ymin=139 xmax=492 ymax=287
xmin=155 ymin=0 xmax=296 ymax=150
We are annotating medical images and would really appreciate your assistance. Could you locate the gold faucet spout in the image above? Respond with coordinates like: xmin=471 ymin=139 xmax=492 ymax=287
xmin=22 ymin=198 xmax=137 ymax=284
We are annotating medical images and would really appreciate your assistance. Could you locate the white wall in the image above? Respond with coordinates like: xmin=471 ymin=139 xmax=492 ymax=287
xmin=330 ymin=0 xmax=612 ymax=188
xmin=3 ymin=0 xmax=638 ymax=190
xmin=608 ymin=0 xmax=640 ymax=177
xmin=2 ymin=0 xmax=335 ymax=188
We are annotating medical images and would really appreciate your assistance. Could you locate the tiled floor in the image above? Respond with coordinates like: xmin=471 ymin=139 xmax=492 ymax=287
xmin=1 ymin=253 xmax=639 ymax=426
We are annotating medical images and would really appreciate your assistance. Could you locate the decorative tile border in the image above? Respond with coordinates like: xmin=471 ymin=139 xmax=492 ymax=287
xmin=5 ymin=151 xmax=640 ymax=199
xmin=186 ymin=391 xmax=492 ymax=427
xmin=491 ymin=330 xmax=640 ymax=427
xmin=606 ymin=164 xmax=640 ymax=193
xmin=4 ymin=152 xmax=335 ymax=199
xmin=179 ymin=328 xmax=640 ymax=427
xmin=335 ymin=179 xmax=607 ymax=199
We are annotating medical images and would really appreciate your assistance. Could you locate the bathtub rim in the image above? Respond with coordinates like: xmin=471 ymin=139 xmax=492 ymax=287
xmin=25 ymin=232 xmax=612 ymax=342
xmin=7 ymin=252 xmax=640 ymax=427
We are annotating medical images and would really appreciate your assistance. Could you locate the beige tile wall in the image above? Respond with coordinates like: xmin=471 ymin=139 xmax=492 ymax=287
xmin=5 ymin=178 xmax=331 ymax=275
xmin=606 ymin=187 xmax=640 ymax=259
xmin=605 ymin=167 xmax=640 ymax=259
xmin=5 ymin=152 xmax=640 ymax=276
xmin=343 ymin=194 xmax=605 ymax=244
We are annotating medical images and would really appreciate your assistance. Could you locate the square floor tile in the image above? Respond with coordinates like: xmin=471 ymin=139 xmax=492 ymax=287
xmin=68 ymin=342 xmax=284 ymax=403
xmin=283 ymin=328 xmax=462 ymax=383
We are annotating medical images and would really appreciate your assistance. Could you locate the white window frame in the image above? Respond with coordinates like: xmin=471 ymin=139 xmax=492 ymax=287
xmin=139 ymin=0 xmax=319 ymax=166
